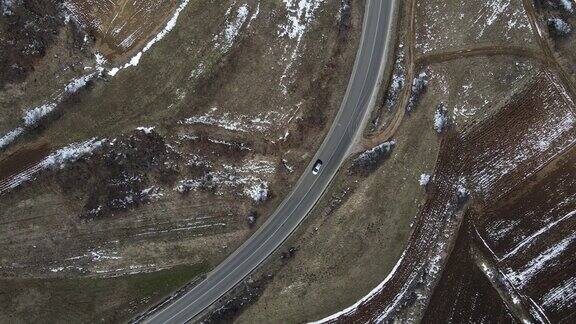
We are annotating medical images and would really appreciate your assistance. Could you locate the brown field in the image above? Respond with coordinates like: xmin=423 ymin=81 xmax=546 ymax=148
xmin=474 ymin=149 xmax=576 ymax=323
xmin=321 ymin=67 xmax=576 ymax=322
xmin=462 ymin=71 xmax=576 ymax=203
xmin=65 ymin=0 xmax=180 ymax=59
xmin=0 ymin=0 xmax=366 ymax=321
xmin=423 ymin=218 xmax=516 ymax=323
xmin=414 ymin=0 xmax=536 ymax=55
xmin=2 ymin=0 xmax=576 ymax=321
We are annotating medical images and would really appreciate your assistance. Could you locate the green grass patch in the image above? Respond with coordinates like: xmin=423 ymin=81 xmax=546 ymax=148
xmin=0 ymin=264 xmax=207 ymax=323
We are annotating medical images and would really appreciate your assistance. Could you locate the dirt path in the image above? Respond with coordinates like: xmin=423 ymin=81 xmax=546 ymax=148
xmin=361 ymin=0 xmax=416 ymax=149
xmin=521 ymin=0 xmax=576 ymax=106
xmin=361 ymin=3 xmax=555 ymax=150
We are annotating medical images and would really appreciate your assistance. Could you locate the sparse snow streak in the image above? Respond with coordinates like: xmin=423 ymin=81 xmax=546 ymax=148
xmin=213 ymin=3 xmax=250 ymax=52
xmin=416 ymin=0 xmax=532 ymax=53
xmin=247 ymin=2 xmax=260 ymax=28
xmin=506 ymin=232 xmax=576 ymax=288
xmin=108 ymin=0 xmax=191 ymax=76
xmin=278 ymin=0 xmax=324 ymax=93
xmin=482 ymin=0 xmax=510 ymax=30
xmin=175 ymin=159 xmax=275 ymax=201
xmin=0 ymin=127 xmax=24 ymax=149
xmin=486 ymin=219 xmax=521 ymax=243
xmin=182 ymin=107 xmax=296 ymax=134
xmin=543 ymin=277 xmax=576 ymax=310
xmin=15 ymin=62 xmax=104 ymax=143
xmin=502 ymin=210 xmax=575 ymax=259
xmin=0 ymin=138 xmax=104 ymax=194
xmin=385 ymin=48 xmax=406 ymax=109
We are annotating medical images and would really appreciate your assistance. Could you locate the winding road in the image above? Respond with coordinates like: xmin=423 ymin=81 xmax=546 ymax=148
xmin=145 ymin=0 xmax=397 ymax=322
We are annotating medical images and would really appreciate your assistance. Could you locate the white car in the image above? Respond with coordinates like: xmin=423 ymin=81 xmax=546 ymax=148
xmin=312 ymin=159 xmax=323 ymax=175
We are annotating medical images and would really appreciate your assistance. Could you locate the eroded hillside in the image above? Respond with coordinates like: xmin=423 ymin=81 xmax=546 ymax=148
xmin=0 ymin=0 xmax=364 ymax=321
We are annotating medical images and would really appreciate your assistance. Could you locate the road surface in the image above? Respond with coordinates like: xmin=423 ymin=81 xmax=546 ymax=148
xmin=145 ymin=0 xmax=397 ymax=322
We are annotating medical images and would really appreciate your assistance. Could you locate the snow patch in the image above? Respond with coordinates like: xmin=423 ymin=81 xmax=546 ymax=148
xmin=245 ymin=182 xmax=268 ymax=202
xmin=23 ymin=103 xmax=58 ymax=126
xmin=44 ymin=138 xmax=105 ymax=169
xmin=560 ymin=0 xmax=574 ymax=13
xmin=65 ymin=73 xmax=97 ymax=94
xmin=433 ymin=104 xmax=448 ymax=133
xmin=108 ymin=0 xmax=191 ymax=76
xmin=0 ymin=127 xmax=24 ymax=149
xmin=136 ymin=126 xmax=155 ymax=134
xmin=507 ymin=232 xmax=576 ymax=288
xmin=407 ymin=71 xmax=429 ymax=111
xmin=278 ymin=0 xmax=324 ymax=93
xmin=549 ymin=17 xmax=572 ymax=35
xmin=354 ymin=140 xmax=396 ymax=167
xmin=213 ymin=3 xmax=250 ymax=52
xmin=419 ymin=174 xmax=431 ymax=186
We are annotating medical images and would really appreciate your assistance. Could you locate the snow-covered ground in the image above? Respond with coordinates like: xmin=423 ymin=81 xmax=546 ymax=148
xmin=0 ymin=127 xmax=24 ymax=150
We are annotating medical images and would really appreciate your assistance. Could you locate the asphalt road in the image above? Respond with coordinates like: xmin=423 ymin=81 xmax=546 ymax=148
xmin=145 ymin=1 xmax=396 ymax=322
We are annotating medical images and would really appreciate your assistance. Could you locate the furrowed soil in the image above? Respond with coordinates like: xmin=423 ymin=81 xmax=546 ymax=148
xmin=333 ymin=67 xmax=575 ymax=322
xmin=422 ymin=217 xmax=516 ymax=323
xmin=475 ymin=148 xmax=576 ymax=323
